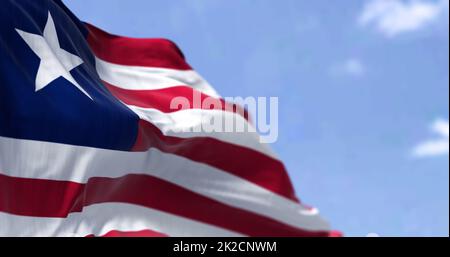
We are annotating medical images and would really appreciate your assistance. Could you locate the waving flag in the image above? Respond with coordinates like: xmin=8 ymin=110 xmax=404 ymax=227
xmin=0 ymin=0 xmax=336 ymax=237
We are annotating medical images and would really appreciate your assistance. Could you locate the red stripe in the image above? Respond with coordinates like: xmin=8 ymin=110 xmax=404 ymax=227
xmin=86 ymin=23 xmax=192 ymax=70
xmin=86 ymin=230 xmax=168 ymax=237
xmin=132 ymin=120 xmax=298 ymax=202
xmin=104 ymin=82 xmax=248 ymax=120
xmin=0 ymin=173 xmax=331 ymax=237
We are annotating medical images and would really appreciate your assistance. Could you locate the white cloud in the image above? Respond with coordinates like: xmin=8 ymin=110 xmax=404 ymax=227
xmin=331 ymin=58 xmax=366 ymax=77
xmin=412 ymin=119 xmax=449 ymax=158
xmin=343 ymin=59 xmax=366 ymax=76
xmin=359 ymin=0 xmax=448 ymax=37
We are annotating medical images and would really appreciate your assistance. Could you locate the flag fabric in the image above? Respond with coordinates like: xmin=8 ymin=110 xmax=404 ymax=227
xmin=0 ymin=0 xmax=336 ymax=237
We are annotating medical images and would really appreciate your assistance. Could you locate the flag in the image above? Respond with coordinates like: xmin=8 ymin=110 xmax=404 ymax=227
xmin=0 ymin=0 xmax=336 ymax=237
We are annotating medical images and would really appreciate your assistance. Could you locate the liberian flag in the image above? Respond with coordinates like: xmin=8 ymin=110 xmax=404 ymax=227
xmin=0 ymin=0 xmax=336 ymax=237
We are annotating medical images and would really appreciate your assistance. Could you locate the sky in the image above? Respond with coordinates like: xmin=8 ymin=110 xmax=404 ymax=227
xmin=64 ymin=0 xmax=449 ymax=236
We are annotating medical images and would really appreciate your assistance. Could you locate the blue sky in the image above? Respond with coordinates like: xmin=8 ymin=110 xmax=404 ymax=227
xmin=64 ymin=0 xmax=449 ymax=236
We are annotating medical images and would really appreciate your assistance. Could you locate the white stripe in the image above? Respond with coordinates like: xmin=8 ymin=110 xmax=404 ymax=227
xmin=0 ymin=203 xmax=241 ymax=237
xmin=127 ymin=105 xmax=277 ymax=159
xmin=95 ymin=57 xmax=220 ymax=97
xmin=96 ymin=56 xmax=278 ymax=161
xmin=0 ymin=136 xmax=330 ymax=232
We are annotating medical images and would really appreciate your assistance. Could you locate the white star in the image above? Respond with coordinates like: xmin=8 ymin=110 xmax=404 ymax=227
xmin=15 ymin=12 xmax=92 ymax=100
